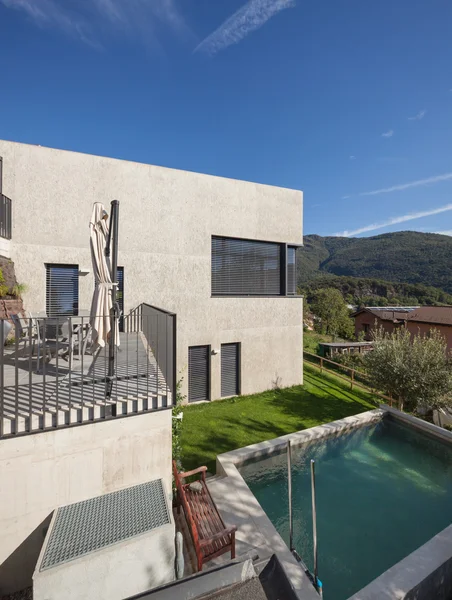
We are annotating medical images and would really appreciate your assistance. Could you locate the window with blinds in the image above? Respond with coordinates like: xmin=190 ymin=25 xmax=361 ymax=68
xmin=287 ymin=246 xmax=297 ymax=295
xmin=212 ymin=236 xmax=282 ymax=296
xmin=221 ymin=343 xmax=240 ymax=397
xmin=46 ymin=264 xmax=79 ymax=316
xmin=188 ymin=345 xmax=210 ymax=402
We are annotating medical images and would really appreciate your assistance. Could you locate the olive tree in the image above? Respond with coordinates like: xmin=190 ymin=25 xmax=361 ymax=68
xmin=310 ymin=288 xmax=354 ymax=339
xmin=365 ymin=326 xmax=452 ymax=412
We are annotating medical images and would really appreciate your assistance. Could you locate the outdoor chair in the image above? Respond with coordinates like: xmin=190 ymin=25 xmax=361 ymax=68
xmin=10 ymin=313 xmax=51 ymax=373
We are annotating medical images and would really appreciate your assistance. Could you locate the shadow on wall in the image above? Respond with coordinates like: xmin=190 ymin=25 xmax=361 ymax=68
xmin=0 ymin=512 xmax=53 ymax=598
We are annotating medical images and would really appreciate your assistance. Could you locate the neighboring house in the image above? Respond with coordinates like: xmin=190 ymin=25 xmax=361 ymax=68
xmin=0 ymin=139 xmax=303 ymax=595
xmin=353 ymin=307 xmax=417 ymax=340
xmin=406 ymin=306 xmax=452 ymax=352
xmin=353 ymin=305 xmax=452 ymax=352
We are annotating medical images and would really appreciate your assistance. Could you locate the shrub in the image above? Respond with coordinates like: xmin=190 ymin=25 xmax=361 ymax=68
xmin=365 ymin=327 xmax=452 ymax=412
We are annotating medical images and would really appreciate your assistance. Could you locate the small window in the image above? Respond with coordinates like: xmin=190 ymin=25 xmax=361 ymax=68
xmin=117 ymin=267 xmax=124 ymax=332
xmin=363 ymin=324 xmax=370 ymax=334
xmin=287 ymin=246 xmax=297 ymax=295
xmin=188 ymin=345 xmax=210 ymax=402
xmin=221 ymin=343 xmax=240 ymax=397
xmin=46 ymin=264 xmax=79 ymax=316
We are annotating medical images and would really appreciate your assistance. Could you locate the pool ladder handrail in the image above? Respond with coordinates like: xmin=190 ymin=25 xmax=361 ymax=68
xmin=287 ymin=441 xmax=323 ymax=598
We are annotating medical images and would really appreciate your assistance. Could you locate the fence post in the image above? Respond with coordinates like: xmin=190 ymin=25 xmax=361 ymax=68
xmin=320 ymin=357 xmax=323 ymax=373
xmin=350 ymin=369 xmax=354 ymax=390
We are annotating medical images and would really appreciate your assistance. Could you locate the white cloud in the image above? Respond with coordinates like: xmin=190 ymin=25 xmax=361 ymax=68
xmin=381 ymin=130 xmax=394 ymax=138
xmin=408 ymin=109 xmax=427 ymax=121
xmin=194 ymin=0 xmax=295 ymax=55
xmin=435 ymin=230 xmax=452 ymax=236
xmin=341 ymin=195 xmax=350 ymax=200
xmin=358 ymin=172 xmax=452 ymax=197
xmin=0 ymin=0 xmax=193 ymax=47
xmin=349 ymin=155 xmax=356 ymax=160
xmin=335 ymin=203 xmax=452 ymax=237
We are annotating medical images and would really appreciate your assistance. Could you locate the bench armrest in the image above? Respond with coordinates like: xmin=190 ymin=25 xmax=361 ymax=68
xmin=180 ymin=466 xmax=207 ymax=480
xmin=199 ymin=526 xmax=237 ymax=547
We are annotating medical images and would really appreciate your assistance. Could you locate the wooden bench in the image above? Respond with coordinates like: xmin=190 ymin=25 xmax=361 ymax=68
xmin=173 ymin=461 xmax=237 ymax=572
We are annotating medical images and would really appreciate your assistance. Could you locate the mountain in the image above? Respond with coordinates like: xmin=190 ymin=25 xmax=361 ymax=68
xmin=297 ymin=231 xmax=452 ymax=294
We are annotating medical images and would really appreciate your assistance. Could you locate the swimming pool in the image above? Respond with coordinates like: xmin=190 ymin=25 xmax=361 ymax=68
xmin=239 ymin=416 xmax=452 ymax=600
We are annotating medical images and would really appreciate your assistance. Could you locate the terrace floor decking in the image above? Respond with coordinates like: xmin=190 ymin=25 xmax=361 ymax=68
xmin=1 ymin=332 xmax=171 ymax=436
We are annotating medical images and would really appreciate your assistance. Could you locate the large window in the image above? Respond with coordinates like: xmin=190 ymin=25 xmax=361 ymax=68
xmin=46 ymin=264 xmax=79 ymax=316
xmin=212 ymin=236 xmax=298 ymax=296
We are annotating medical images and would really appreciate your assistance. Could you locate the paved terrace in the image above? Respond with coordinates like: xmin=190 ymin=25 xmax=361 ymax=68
xmin=1 ymin=332 xmax=171 ymax=436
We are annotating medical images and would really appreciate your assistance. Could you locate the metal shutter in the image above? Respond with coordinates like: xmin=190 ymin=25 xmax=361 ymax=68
xmin=46 ymin=264 xmax=79 ymax=316
xmin=287 ymin=247 xmax=296 ymax=295
xmin=212 ymin=236 xmax=281 ymax=296
xmin=188 ymin=345 xmax=209 ymax=402
xmin=221 ymin=343 xmax=239 ymax=397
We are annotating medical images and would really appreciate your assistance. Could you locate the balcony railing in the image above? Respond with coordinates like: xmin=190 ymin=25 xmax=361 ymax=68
xmin=0 ymin=304 xmax=176 ymax=438
xmin=0 ymin=194 xmax=12 ymax=240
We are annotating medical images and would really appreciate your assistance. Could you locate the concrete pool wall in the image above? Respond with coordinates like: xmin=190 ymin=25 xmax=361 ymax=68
xmin=214 ymin=406 xmax=452 ymax=600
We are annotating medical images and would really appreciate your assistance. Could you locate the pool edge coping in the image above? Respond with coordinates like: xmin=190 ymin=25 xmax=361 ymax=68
xmin=215 ymin=407 xmax=452 ymax=600
xmin=214 ymin=409 xmax=385 ymax=600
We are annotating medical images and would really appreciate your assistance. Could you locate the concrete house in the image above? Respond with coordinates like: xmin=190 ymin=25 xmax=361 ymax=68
xmin=0 ymin=139 xmax=303 ymax=596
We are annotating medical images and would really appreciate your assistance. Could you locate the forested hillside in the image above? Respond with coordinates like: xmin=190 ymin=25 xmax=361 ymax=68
xmin=298 ymin=231 xmax=452 ymax=300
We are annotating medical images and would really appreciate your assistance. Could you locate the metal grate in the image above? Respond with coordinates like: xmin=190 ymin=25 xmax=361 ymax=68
xmin=41 ymin=479 xmax=170 ymax=570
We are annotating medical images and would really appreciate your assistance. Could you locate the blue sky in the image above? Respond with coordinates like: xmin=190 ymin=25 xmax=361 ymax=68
xmin=0 ymin=0 xmax=451 ymax=237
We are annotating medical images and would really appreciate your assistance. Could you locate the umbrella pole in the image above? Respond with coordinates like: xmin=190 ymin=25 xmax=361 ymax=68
xmin=107 ymin=200 xmax=119 ymax=393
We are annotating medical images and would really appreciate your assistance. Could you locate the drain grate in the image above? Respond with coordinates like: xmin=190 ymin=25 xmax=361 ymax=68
xmin=41 ymin=479 xmax=170 ymax=570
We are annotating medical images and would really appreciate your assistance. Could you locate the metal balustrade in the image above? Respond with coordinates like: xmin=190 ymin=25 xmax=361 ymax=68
xmin=0 ymin=305 xmax=176 ymax=438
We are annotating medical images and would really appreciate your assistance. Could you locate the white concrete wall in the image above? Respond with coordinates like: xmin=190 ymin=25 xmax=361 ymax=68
xmin=0 ymin=410 xmax=172 ymax=595
xmin=34 ymin=516 xmax=175 ymax=600
xmin=0 ymin=140 xmax=303 ymax=400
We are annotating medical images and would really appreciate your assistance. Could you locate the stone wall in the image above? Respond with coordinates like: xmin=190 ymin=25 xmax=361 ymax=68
xmin=0 ymin=298 xmax=24 ymax=320
xmin=0 ymin=255 xmax=23 ymax=320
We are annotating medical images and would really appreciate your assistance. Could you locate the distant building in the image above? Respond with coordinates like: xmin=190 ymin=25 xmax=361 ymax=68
xmin=353 ymin=305 xmax=452 ymax=352
xmin=318 ymin=341 xmax=373 ymax=358
xmin=352 ymin=307 xmax=417 ymax=340
xmin=406 ymin=306 xmax=452 ymax=352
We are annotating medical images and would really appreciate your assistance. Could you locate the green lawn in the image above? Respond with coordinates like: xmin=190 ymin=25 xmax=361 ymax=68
xmin=180 ymin=363 xmax=377 ymax=473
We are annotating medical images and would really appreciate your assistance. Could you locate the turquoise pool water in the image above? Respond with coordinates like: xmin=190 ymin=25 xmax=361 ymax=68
xmin=240 ymin=418 xmax=452 ymax=600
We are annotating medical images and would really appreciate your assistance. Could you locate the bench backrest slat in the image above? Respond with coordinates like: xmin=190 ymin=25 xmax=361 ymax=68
xmin=173 ymin=461 xmax=201 ymax=553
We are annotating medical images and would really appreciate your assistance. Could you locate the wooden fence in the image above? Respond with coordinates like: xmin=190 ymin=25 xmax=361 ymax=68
xmin=303 ymin=351 xmax=394 ymax=407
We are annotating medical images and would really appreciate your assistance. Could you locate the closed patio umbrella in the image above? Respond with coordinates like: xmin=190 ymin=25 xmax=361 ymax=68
xmin=89 ymin=202 xmax=119 ymax=350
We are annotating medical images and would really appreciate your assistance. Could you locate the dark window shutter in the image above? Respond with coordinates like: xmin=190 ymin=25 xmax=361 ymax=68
xmin=287 ymin=247 xmax=297 ymax=295
xmin=46 ymin=264 xmax=79 ymax=316
xmin=221 ymin=343 xmax=240 ymax=397
xmin=212 ymin=236 xmax=281 ymax=296
xmin=188 ymin=345 xmax=210 ymax=402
